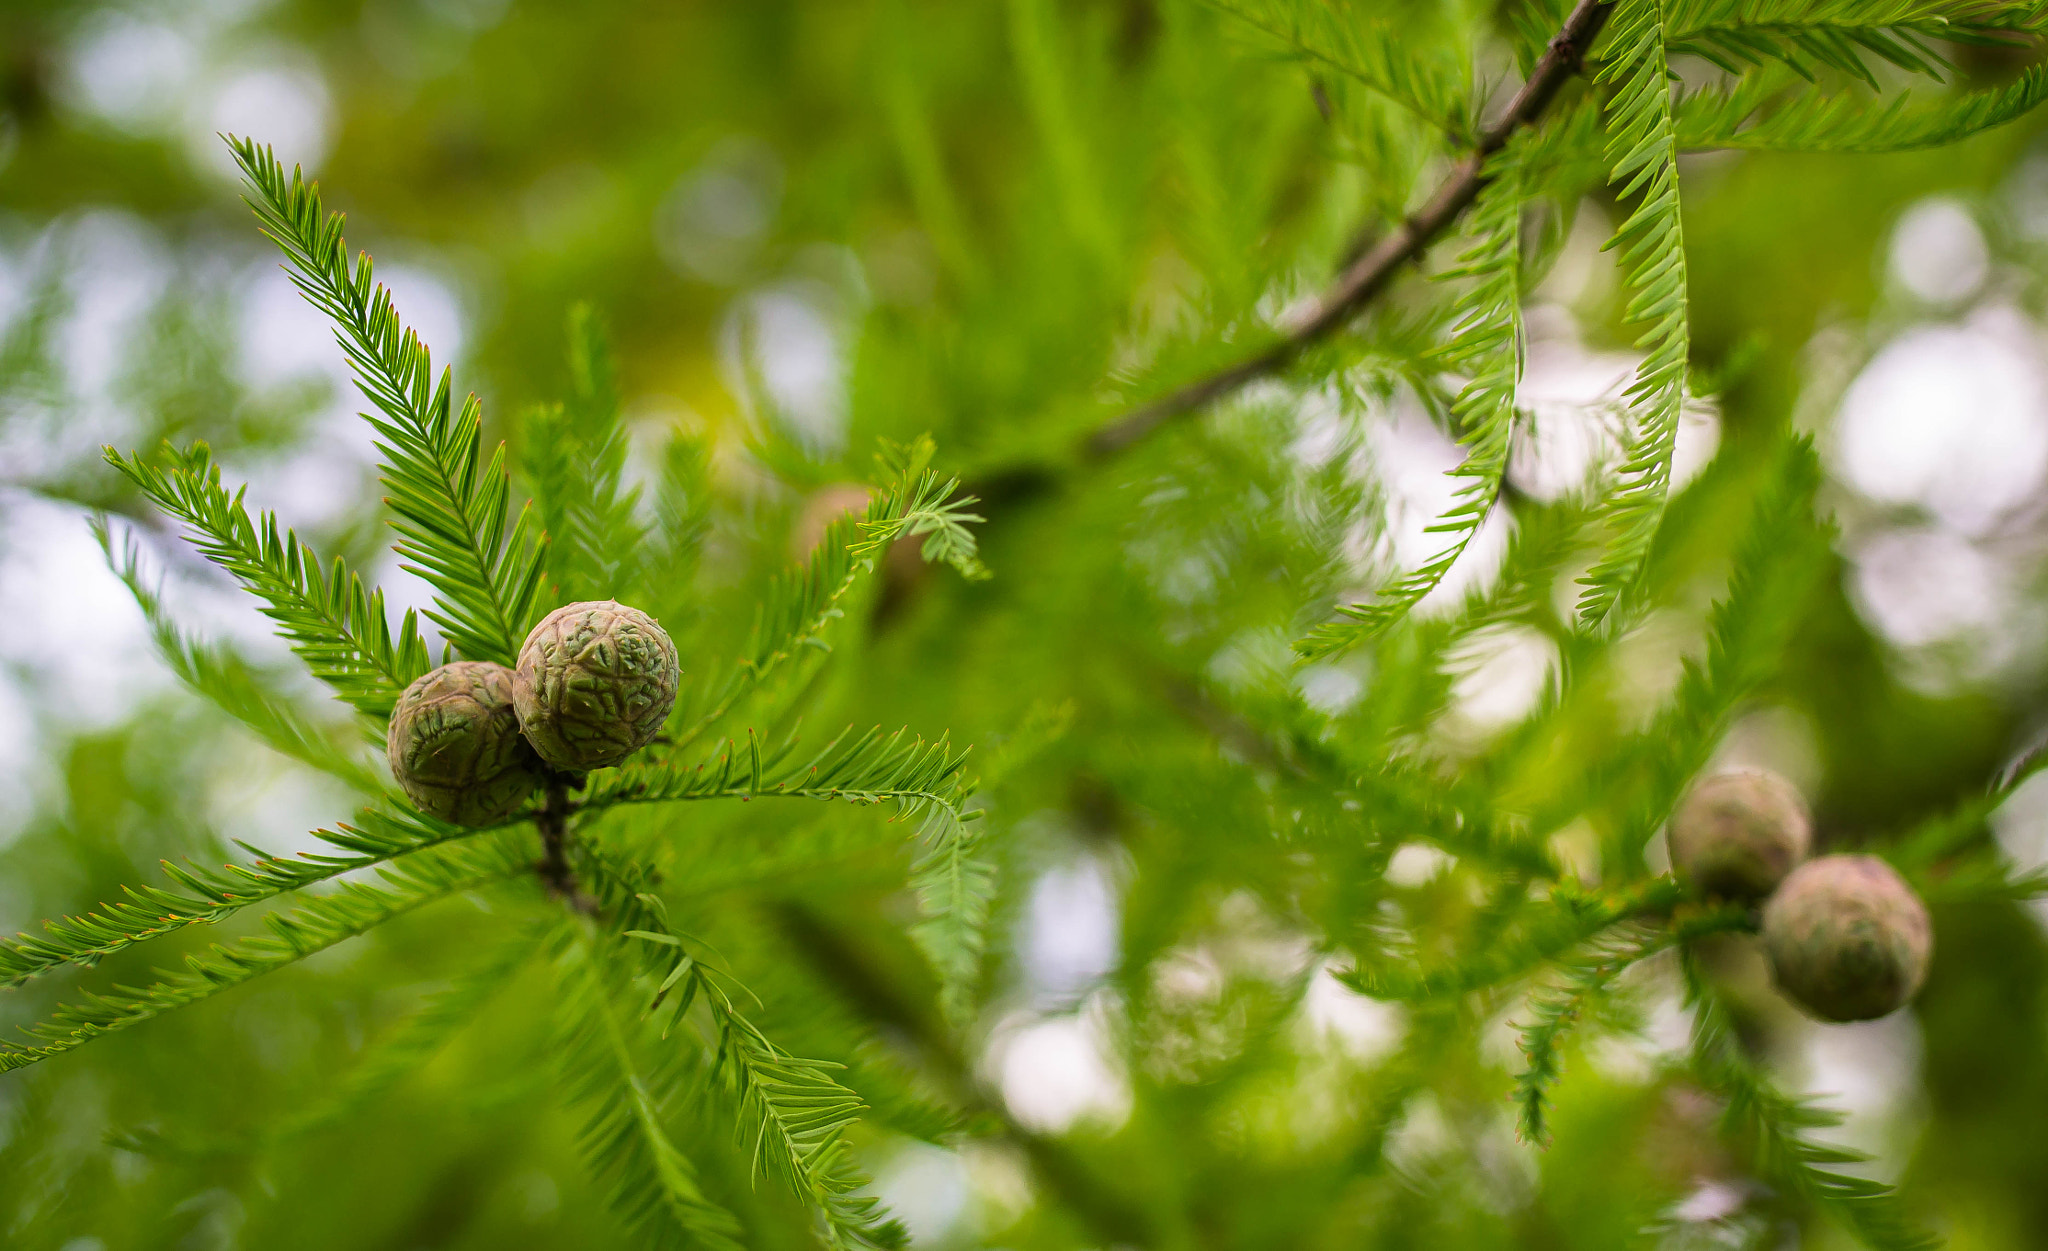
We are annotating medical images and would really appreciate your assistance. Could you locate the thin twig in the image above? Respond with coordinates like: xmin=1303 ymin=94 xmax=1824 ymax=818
xmin=1083 ymin=0 xmax=1615 ymax=460
xmin=536 ymin=774 xmax=598 ymax=914
xmin=770 ymin=902 xmax=1158 ymax=1247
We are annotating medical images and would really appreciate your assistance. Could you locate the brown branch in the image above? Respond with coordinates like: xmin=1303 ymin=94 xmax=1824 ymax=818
xmin=770 ymin=902 xmax=1158 ymax=1247
xmin=1082 ymin=0 xmax=1614 ymax=461
xmin=535 ymin=775 xmax=598 ymax=914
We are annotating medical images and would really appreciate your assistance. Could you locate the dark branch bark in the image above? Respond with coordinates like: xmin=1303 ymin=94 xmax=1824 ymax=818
xmin=536 ymin=775 xmax=597 ymax=913
xmin=770 ymin=902 xmax=1158 ymax=1247
xmin=1082 ymin=0 xmax=1614 ymax=461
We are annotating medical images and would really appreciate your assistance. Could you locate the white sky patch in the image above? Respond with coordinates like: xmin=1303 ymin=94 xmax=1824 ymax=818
xmin=1383 ymin=1091 xmax=1456 ymax=1173
xmin=1889 ymin=197 xmax=1989 ymax=306
xmin=1363 ymin=401 xmax=1513 ymax=613
xmin=1791 ymin=1013 xmax=1926 ymax=1182
xmin=1993 ymin=771 xmax=2048 ymax=932
xmin=1993 ymin=769 xmax=2048 ymax=870
xmin=192 ymin=54 xmax=333 ymax=180
xmin=1368 ymin=401 xmax=1465 ymax=566
xmin=867 ymin=1142 xmax=971 ymax=1247
xmin=1848 ymin=524 xmax=2013 ymax=653
xmin=112 ymin=516 xmax=298 ymax=666
xmin=0 ymin=238 xmax=26 ymax=339
xmin=1514 ymin=316 xmax=1634 ymax=502
xmin=377 ymin=262 xmax=468 ymax=367
xmin=0 ymin=675 xmax=36 ymax=844
xmin=1385 ymin=842 xmax=1454 ymax=888
xmin=63 ymin=18 xmax=200 ymax=133
xmin=364 ymin=546 xmax=452 ymax=661
xmin=1834 ymin=309 xmax=2048 ymax=536
xmin=1533 ymin=204 xmax=1618 ymax=309
xmin=1020 ymin=854 xmax=1121 ymax=1004
xmin=1285 ymin=379 xmax=1355 ymax=471
xmin=207 ymin=743 xmax=359 ymax=860
xmin=1294 ymin=661 xmax=1364 ymax=715
xmin=989 ymin=1007 xmax=1132 ymax=1134
xmin=1670 ymin=1180 xmax=1747 ymax=1223
xmin=238 ymin=259 xmax=351 ymax=391
xmin=60 ymin=210 xmax=173 ymax=405
xmin=1300 ymin=961 xmax=1405 ymax=1060
xmin=0 ymin=496 xmax=168 ymax=730
xmin=1606 ymin=608 xmax=1697 ymax=727
xmin=232 ymin=259 xmax=467 ymax=531
xmin=1443 ymin=623 xmax=1558 ymax=741
xmin=1511 ymin=330 xmax=1719 ymax=502
xmin=721 ymin=282 xmax=848 ymax=454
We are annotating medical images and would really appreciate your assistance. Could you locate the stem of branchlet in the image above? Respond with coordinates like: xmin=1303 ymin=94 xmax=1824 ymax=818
xmin=535 ymin=774 xmax=598 ymax=914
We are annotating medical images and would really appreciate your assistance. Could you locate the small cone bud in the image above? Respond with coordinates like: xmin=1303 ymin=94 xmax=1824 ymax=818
xmin=1762 ymin=854 xmax=1932 ymax=1022
xmin=387 ymin=661 xmax=543 ymax=827
xmin=1669 ymin=770 xmax=1811 ymax=901
xmin=513 ymin=600 xmax=680 ymax=772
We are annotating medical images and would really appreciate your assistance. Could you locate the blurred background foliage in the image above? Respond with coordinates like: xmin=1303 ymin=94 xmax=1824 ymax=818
xmin=5 ymin=0 xmax=2048 ymax=1248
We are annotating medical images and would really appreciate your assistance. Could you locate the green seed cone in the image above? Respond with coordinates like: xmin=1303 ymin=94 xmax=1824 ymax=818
xmin=513 ymin=600 xmax=680 ymax=772
xmin=387 ymin=661 xmax=544 ymax=827
xmin=1669 ymin=769 xmax=1811 ymax=901
xmin=1762 ymin=854 xmax=1932 ymax=1023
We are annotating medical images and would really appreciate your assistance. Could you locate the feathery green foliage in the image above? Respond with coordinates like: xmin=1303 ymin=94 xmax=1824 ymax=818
xmin=104 ymin=441 xmax=429 ymax=718
xmin=524 ymin=305 xmax=651 ymax=605
xmin=1603 ymin=438 xmax=1831 ymax=863
xmin=582 ymin=857 xmax=905 ymax=1251
xmin=1679 ymin=62 xmax=2048 ymax=151
xmin=0 ymin=833 xmax=530 ymax=1073
xmin=552 ymin=923 xmax=748 ymax=1251
xmin=0 ymin=804 xmax=492 ymax=991
xmin=589 ymin=724 xmax=987 ymax=1011
xmin=1666 ymin=0 xmax=2039 ymax=85
xmin=97 ymin=519 xmax=387 ymax=793
xmin=229 ymin=137 xmax=548 ymax=666
xmin=672 ymin=437 xmax=983 ymax=749
xmin=905 ymin=799 xmax=994 ymax=1026
xmin=1512 ymin=905 xmax=1750 ymax=1147
xmin=1692 ymin=989 xmax=1944 ymax=1251
xmin=854 ymin=438 xmax=988 ymax=580
xmin=8 ymin=0 xmax=2047 ymax=1242
xmin=1512 ymin=922 xmax=1671 ymax=1148
xmin=1343 ymin=879 xmax=1686 ymax=1002
xmin=590 ymin=725 xmax=969 ymax=810
xmin=2 ymin=134 xmax=998 ymax=1244
xmin=1200 ymin=0 xmax=1473 ymax=139
xmin=1578 ymin=0 xmax=1693 ymax=630
xmin=1297 ymin=153 xmax=1524 ymax=658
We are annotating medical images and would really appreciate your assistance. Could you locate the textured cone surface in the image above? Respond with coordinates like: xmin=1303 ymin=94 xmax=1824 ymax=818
xmin=386 ymin=661 xmax=544 ymax=827
xmin=1669 ymin=769 xmax=1811 ymax=901
xmin=1762 ymin=854 xmax=1932 ymax=1022
xmin=513 ymin=600 xmax=680 ymax=771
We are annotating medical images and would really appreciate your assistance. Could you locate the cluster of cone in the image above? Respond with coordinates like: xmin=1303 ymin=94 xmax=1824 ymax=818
xmin=1670 ymin=770 xmax=1933 ymax=1022
xmin=384 ymin=601 xmax=681 ymax=827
